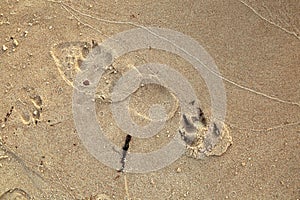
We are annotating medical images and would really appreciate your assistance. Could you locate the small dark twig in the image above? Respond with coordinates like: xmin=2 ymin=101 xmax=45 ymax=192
xmin=0 ymin=106 xmax=14 ymax=123
xmin=118 ymin=135 xmax=132 ymax=172
xmin=122 ymin=135 xmax=132 ymax=151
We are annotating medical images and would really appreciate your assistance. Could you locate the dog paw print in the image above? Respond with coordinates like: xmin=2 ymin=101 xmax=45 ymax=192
xmin=15 ymin=87 xmax=43 ymax=125
xmin=179 ymin=107 xmax=232 ymax=159
xmin=50 ymin=41 xmax=96 ymax=87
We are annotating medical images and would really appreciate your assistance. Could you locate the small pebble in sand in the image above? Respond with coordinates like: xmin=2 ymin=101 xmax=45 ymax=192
xmin=33 ymin=110 xmax=38 ymax=116
xmin=2 ymin=45 xmax=8 ymax=51
xmin=150 ymin=178 xmax=155 ymax=185
xmin=83 ymin=80 xmax=90 ymax=86
xmin=12 ymin=39 xmax=19 ymax=47
xmin=176 ymin=167 xmax=182 ymax=173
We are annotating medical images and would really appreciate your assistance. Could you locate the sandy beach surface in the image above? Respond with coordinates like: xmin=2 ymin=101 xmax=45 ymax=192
xmin=0 ymin=0 xmax=299 ymax=199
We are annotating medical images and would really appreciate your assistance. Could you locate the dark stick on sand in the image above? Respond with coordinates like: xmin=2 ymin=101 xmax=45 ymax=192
xmin=118 ymin=134 xmax=132 ymax=172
